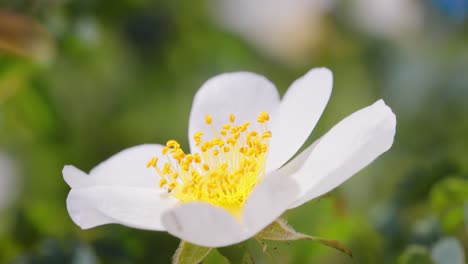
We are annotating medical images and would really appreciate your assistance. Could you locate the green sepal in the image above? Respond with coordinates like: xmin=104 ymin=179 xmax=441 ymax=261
xmin=218 ymin=240 xmax=272 ymax=264
xmin=256 ymin=218 xmax=353 ymax=258
xmin=244 ymin=239 xmax=274 ymax=264
xmin=218 ymin=243 xmax=248 ymax=264
xmin=172 ymin=240 xmax=212 ymax=264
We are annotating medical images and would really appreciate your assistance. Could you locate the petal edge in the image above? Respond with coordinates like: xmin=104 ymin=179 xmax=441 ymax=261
xmin=290 ymin=100 xmax=396 ymax=208
xmin=266 ymin=67 xmax=333 ymax=172
xmin=67 ymin=186 xmax=177 ymax=231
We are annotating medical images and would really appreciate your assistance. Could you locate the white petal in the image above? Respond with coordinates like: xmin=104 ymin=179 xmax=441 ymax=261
xmin=242 ymin=170 xmax=299 ymax=233
xmin=63 ymin=144 xmax=165 ymax=188
xmin=266 ymin=68 xmax=333 ymax=172
xmin=266 ymin=68 xmax=332 ymax=172
xmin=276 ymin=139 xmax=320 ymax=177
xmin=289 ymin=100 xmax=396 ymax=208
xmin=188 ymin=72 xmax=280 ymax=153
xmin=161 ymin=202 xmax=247 ymax=247
xmin=63 ymin=165 xmax=95 ymax=188
xmin=67 ymin=186 xmax=178 ymax=230
xmin=161 ymin=171 xmax=299 ymax=247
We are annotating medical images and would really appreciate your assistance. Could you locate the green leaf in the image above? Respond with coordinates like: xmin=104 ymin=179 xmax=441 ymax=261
xmin=245 ymin=239 xmax=274 ymax=264
xmin=172 ymin=241 xmax=212 ymax=264
xmin=397 ymin=245 xmax=434 ymax=264
xmin=218 ymin=240 xmax=277 ymax=264
xmin=218 ymin=243 xmax=247 ymax=264
xmin=202 ymin=249 xmax=230 ymax=264
xmin=429 ymin=178 xmax=468 ymax=232
xmin=256 ymin=219 xmax=353 ymax=258
xmin=464 ymin=203 xmax=468 ymax=226
xmin=430 ymin=178 xmax=468 ymax=212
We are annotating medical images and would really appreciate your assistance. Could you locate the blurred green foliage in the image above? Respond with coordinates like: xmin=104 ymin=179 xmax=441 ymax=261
xmin=397 ymin=246 xmax=434 ymax=264
xmin=0 ymin=0 xmax=468 ymax=263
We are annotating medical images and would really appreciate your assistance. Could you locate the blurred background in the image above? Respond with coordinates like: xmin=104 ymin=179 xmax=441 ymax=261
xmin=0 ymin=0 xmax=467 ymax=263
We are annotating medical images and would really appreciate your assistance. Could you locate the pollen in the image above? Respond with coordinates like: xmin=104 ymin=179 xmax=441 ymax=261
xmin=148 ymin=112 xmax=272 ymax=216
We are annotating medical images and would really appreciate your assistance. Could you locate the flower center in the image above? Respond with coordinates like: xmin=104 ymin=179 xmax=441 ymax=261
xmin=147 ymin=112 xmax=272 ymax=216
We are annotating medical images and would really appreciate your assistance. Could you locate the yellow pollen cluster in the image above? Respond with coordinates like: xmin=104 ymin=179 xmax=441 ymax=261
xmin=147 ymin=112 xmax=272 ymax=216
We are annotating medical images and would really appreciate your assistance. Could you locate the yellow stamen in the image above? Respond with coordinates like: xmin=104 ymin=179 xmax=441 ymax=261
xmin=262 ymin=131 xmax=272 ymax=139
xmin=147 ymin=111 xmax=272 ymax=216
xmin=229 ymin=113 xmax=235 ymax=123
xmin=257 ymin=112 xmax=270 ymax=123
xmin=162 ymin=147 xmax=169 ymax=155
xmin=168 ymin=182 xmax=176 ymax=192
xmin=193 ymin=153 xmax=201 ymax=163
xmin=205 ymin=114 xmax=212 ymax=125
xmin=159 ymin=179 xmax=168 ymax=188
xmin=146 ymin=157 xmax=158 ymax=168
xmin=166 ymin=140 xmax=180 ymax=148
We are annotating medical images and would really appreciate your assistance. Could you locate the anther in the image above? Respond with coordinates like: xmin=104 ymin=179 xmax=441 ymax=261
xmin=162 ymin=147 xmax=169 ymax=155
xmin=241 ymin=122 xmax=250 ymax=132
xmin=201 ymin=144 xmax=208 ymax=152
xmin=229 ymin=114 xmax=235 ymax=123
xmin=194 ymin=131 xmax=204 ymax=138
xmin=257 ymin=112 xmax=270 ymax=123
xmin=159 ymin=179 xmax=168 ymax=188
xmin=168 ymin=182 xmax=177 ymax=192
xmin=247 ymin=131 xmax=258 ymax=139
xmin=193 ymin=153 xmax=201 ymax=163
xmin=166 ymin=140 xmax=180 ymax=148
xmin=205 ymin=114 xmax=212 ymax=125
xmin=262 ymin=131 xmax=272 ymax=139
xmin=146 ymin=157 xmax=158 ymax=168
xmin=163 ymin=163 xmax=171 ymax=174
xmin=227 ymin=138 xmax=236 ymax=146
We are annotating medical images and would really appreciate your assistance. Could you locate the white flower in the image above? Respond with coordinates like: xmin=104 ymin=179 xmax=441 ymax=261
xmin=63 ymin=68 xmax=396 ymax=248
